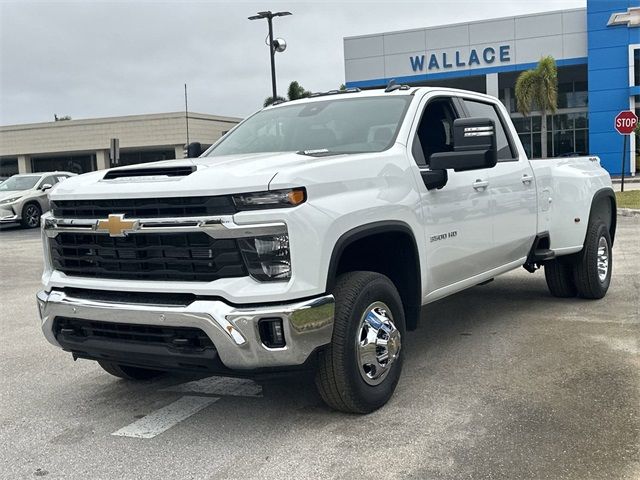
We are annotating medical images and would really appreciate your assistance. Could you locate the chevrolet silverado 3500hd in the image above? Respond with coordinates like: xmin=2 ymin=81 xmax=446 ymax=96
xmin=36 ymin=87 xmax=616 ymax=413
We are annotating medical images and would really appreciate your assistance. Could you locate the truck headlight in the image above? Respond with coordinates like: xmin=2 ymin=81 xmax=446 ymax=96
xmin=239 ymin=234 xmax=291 ymax=281
xmin=233 ymin=188 xmax=306 ymax=210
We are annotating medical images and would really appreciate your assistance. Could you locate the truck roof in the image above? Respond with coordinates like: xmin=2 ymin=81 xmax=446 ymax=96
xmin=265 ymin=86 xmax=500 ymax=109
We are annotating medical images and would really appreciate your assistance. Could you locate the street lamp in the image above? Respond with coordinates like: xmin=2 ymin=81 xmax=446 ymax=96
xmin=248 ymin=10 xmax=292 ymax=101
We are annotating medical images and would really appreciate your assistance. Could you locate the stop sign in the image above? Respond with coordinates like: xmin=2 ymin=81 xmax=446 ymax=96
xmin=614 ymin=110 xmax=638 ymax=135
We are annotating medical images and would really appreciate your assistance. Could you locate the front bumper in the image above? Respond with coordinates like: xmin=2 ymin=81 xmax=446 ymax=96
xmin=36 ymin=289 xmax=334 ymax=370
xmin=0 ymin=209 xmax=19 ymax=223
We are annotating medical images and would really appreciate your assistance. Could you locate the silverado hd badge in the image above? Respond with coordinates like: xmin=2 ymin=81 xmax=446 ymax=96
xmin=430 ymin=231 xmax=458 ymax=242
xmin=95 ymin=214 xmax=139 ymax=237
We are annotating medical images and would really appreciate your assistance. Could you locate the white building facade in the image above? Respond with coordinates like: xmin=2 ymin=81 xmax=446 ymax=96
xmin=344 ymin=1 xmax=640 ymax=175
xmin=0 ymin=112 xmax=239 ymax=177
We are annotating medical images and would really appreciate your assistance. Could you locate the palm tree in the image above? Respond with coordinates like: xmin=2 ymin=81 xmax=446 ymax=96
xmin=264 ymin=81 xmax=311 ymax=107
xmin=263 ymin=95 xmax=286 ymax=107
xmin=287 ymin=81 xmax=311 ymax=101
xmin=514 ymin=56 xmax=558 ymax=158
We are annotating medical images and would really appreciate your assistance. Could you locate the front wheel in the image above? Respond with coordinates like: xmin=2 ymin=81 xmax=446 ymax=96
xmin=315 ymin=271 xmax=405 ymax=414
xmin=21 ymin=202 xmax=42 ymax=229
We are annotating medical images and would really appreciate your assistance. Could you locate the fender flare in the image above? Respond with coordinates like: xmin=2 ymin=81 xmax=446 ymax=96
xmin=587 ymin=187 xmax=617 ymax=246
xmin=325 ymin=220 xmax=423 ymax=330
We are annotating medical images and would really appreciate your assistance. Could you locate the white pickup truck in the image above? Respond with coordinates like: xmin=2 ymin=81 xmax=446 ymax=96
xmin=36 ymin=87 xmax=616 ymax=413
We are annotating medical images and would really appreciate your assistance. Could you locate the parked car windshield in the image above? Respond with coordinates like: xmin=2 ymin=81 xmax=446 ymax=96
xmin=0 ymin=175 xmax=41 ymax=192
xmin=206 ymin=96 xmax=413 ymax=157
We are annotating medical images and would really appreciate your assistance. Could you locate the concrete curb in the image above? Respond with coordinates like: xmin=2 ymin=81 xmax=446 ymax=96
xmin=617 ymin=208 xmax=640 ymax=217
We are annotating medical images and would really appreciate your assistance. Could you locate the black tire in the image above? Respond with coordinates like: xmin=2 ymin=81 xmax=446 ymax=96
xmin=98 ymin=361 xmax=165 ymax=380
xmin=315 ymin=271 xmax=406 ymax=414
xmin=573 ymin=220 xmax=612 ymax=299
xmin=20 ymin=202 xmax=42 ymax=229
xmin=544 ymin=258 xmax=577 ymax=298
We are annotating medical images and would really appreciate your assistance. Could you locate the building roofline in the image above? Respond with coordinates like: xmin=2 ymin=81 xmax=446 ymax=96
xmin=344 ymin=6 xmax=586 ymax=41
xmin=0 ymin=111 xmax=242 ymax=132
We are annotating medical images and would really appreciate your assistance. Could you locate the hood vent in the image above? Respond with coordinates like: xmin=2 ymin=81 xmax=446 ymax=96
xmin=103 ymin=165 xmax=195 ymax=180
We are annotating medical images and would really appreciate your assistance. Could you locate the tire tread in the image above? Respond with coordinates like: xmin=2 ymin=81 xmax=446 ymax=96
xmin=315 ymin=271 xmax=402 ymax=413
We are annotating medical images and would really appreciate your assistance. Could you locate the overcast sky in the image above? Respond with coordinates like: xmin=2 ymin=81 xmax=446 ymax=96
xmin=0 ymin=0 xmax=585 ymax=125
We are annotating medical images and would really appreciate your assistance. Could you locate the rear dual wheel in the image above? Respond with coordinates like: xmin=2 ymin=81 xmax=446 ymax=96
xmin=544 ymin=219 xmax=612 ymax=299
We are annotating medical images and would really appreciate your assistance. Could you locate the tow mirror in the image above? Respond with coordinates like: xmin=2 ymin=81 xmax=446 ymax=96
xmin=41 ymin=183 xmax=53 ymax=191
xmin=430 ymin=118 xmax=498 ymax=172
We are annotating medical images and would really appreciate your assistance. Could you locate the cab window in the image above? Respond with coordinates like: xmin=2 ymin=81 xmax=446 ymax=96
xmin=462 ymin=99 xmax=516 ymax=161
xmin=412 ymin=98 xmax=459 ymax=166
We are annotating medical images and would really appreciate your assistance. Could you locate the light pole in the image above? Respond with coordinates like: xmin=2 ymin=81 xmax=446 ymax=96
xmin=248 ymin=10 xmax=291 ymax=102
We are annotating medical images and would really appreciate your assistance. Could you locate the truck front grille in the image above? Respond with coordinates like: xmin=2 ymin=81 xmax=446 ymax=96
xmin=50 ymin=232 xmax=246 ymax=282
xmin=50 ymin=196 xmax=237 ymax=219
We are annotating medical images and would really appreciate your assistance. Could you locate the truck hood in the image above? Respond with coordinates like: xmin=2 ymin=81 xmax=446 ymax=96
xmin=50 ymin=152 xmax=312 ymax=200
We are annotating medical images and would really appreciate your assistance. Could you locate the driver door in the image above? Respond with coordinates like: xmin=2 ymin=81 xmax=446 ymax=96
xmin=409 ymin=94 xmax=494 ymax=300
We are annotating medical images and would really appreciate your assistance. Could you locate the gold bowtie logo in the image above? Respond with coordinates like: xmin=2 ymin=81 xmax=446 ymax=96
xmin=96 ymin=214 xmax=139 ymax=237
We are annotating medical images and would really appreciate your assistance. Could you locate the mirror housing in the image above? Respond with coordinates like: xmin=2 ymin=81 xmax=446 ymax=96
xmin=420 ymin=169 xmax=448 ymax=191
xmin=186 ymin=142 xmax=202 ymax=158
xmin=41 ymin=183 xmax=53 ymax=191
xmin=430 ymin=118 xmax=498 ymax=172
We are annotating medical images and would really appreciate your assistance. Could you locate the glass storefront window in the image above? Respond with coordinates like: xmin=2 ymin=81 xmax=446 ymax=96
xmin=573 ymin=81 xmax=588 ymax=108
xmin=553 ymin=114 xmax=572 ymax=131
xmin=0 ymin=158 xmax=19 ymax=178
xmin=532 ymin=134 xmax=542 ymax=159
xmin=558 ymin=82 xmax=572 ymax=109
xmin=532 ymin=116 xmax=541 ymax=133
xmin=571 ymin=112 xmax=588 ymax=129
xmin=31 ymin=155 xmax=96 ymax=174
xmin=119 ymin=149 xmax=175 ymax=167
xmin=518 ymin=134 xmax=532 ymax=158
xmin=575 ymin=129 xmax=588 ymax=156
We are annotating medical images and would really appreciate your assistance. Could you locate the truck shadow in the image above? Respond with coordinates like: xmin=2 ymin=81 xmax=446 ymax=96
xmin=88 ymin=271 xmax=579 ymax=412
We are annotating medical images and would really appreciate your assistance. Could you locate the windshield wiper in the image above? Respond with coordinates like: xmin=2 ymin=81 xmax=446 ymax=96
xmin=296 ymin=149 xmax=357 ymax=157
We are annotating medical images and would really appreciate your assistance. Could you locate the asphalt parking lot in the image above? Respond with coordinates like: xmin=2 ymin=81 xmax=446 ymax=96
xmin=1 ymin=218 xmax=638 ymax=480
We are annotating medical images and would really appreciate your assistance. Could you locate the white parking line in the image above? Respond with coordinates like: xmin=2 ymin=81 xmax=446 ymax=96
xmin=161 ymin=375 xmax=263 ymax=397
xmin=111 ymin=396 xmax=218 ymax=439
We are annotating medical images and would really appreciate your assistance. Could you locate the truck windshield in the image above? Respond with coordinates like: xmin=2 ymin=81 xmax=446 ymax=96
xmin=206 ymin=96 xmax=412 ymax=157
xmin=0 ymin=175 xmax=40 ymax=192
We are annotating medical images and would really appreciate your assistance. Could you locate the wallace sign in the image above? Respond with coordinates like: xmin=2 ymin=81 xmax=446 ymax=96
xmin=410 ymin=45 xmax=512 ymax=72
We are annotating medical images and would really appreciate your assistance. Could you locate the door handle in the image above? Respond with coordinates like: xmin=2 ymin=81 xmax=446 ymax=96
xmin=521 ymin=174 xmax=533 ymax=185
xmin=472 ymin=179 xmax=489 ymax=191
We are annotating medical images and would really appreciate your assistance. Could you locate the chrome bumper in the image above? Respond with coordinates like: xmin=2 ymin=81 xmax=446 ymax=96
xmin=36 ymin=289 xmax=335 ymax=370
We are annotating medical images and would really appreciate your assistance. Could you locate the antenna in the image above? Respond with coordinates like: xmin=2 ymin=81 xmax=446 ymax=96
xmin=184 ymin=83 xmax=190 ymax=146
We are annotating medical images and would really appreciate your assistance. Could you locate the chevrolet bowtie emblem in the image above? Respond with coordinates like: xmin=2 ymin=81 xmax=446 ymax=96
xmin=607 ymin=7 xmax=639 ymax=27
xmin=96 ymin=214 xmax=139 ymax=237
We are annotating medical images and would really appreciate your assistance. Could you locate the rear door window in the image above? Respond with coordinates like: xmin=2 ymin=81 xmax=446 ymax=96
xmin=462 ymin=99 xmax=516 ymax=161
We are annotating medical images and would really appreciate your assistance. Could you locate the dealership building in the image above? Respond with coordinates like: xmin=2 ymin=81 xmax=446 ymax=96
xmin=344 ymin=0 xmax=639 ymax=175
xmin=0 ymin=112 xmax=240 ymax=177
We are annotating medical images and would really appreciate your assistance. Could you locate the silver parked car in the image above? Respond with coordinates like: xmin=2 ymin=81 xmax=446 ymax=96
xmin=0 ymin=172 xmax=74 ymax=228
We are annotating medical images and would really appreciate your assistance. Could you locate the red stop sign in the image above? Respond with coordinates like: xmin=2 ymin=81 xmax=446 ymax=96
xmin=614 ymin=110 xmax=638 ymax=135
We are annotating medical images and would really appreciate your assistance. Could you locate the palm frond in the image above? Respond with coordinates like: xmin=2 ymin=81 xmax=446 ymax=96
xmin=515 ymin=70 xmax=536 ymax=116
xmin=515 ymin=56 xmax=558 ymax=116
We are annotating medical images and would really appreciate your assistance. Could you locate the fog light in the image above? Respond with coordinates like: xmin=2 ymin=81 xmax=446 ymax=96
xmin=259 ymin=318 xmax=286 ymax=348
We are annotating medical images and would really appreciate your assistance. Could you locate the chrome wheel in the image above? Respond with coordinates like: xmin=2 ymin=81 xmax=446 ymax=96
xmin=355 ymin=301 xmax=401 ymax=386
xmin=597 ymin=236 xmax=609 ymax=282
xmin=25 ymin=205 xmax=40 ymax=228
